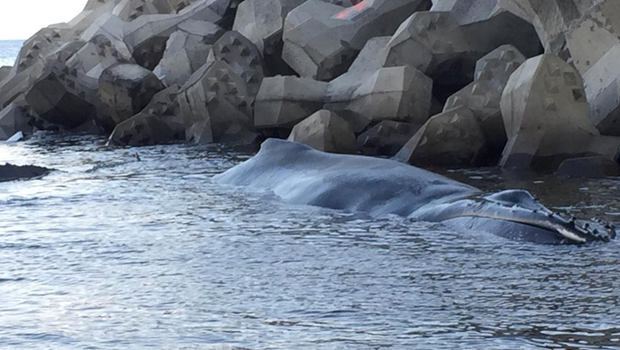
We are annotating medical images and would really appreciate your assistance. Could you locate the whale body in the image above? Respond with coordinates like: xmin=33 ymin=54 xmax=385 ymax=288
xmin=214 ymin=139 xmax=615 ymax=244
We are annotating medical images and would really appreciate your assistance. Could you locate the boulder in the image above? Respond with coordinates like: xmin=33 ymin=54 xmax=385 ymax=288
xmin=254 ymin=76 xmax=328 ymax=128
xmin=98 ymin=63 xmax=165 ymax=126
xmin=395 ymin=106 xmax=485 ymax=166
xmin=357 ymin=120 xmax=421 ymax=157
xmin=443 ymin=45 xmax=526 ymax=163
xmin=500 ymin=54 xmax=600 ymax=170
xmin=282 ymin=0 xmax=431 ymax=80
xmin=0 ymin=104 xmax=33 ymax=140
xmin=288 ymin=109 xmax=357 ymax=153
xmin=153 ymin=20 xmax=225 ymax=86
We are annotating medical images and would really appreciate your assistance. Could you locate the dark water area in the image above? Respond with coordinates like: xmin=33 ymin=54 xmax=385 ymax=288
xmin=1 ymin=133 xmax=620 ymax=349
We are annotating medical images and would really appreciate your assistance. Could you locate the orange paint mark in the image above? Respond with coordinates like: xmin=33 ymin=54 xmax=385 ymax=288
xmin=335 ymin=0 xmax=371 ymax=20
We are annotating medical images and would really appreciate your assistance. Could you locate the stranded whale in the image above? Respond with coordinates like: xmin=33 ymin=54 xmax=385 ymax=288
xmin=214 ymin=139 xmax=616 ymax=244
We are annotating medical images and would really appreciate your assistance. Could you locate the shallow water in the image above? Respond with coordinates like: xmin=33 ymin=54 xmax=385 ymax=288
xmin=1 ymin=133 xmax=620 ymax=350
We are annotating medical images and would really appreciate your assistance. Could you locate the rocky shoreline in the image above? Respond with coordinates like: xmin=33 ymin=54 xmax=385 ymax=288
xmin=1 ymin=0 xmax=620 ymax=176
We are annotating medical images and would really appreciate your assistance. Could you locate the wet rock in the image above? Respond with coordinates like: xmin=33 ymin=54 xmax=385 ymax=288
xmin=395 ymin=106 xmax=485 ymax=166
xmin=500 ymin=54 xmax=599 ymax=170
xmin=288 ymin=109 xmax=357 ymax=153
xmin=357 ymin=120 xmax=421 ymax=157
xmin=0 ymin=164 xmax=51 ymax=182
xmin=254 ymin=76 xmax=328 ymax=129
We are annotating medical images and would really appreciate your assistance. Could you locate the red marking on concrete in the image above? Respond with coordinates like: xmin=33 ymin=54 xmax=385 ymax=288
xmin=335 ymin=0 xmax=371 ymax=20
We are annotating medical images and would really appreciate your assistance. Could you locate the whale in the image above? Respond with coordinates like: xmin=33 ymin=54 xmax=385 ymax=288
xmin=214 ymin=139 xmax=616 ymax=245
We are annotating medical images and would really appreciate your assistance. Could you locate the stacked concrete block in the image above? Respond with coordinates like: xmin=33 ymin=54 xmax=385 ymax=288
xmin=443 ymin=45 xmax=526 ymax=162
xmin=4 ymin=0 xmax=620 ymax=173
xmin=178 ymin=60 xmax=256 ymax=143
xmin=254 ymin=76 xmax=328 ymax=128
xmin=324 ymin=65 xmax=432 ymax=133
xmin=0 ymin=67 xmax=11 ymax=83
xmin=154 ymin=20 xmax=225 ymax=86
xmin=24 ymin=63 xmax=99 ymax=130
xmin=233 ymin=0 xmax=306 ymax=54
xmin=395 ymin=106 xmax=485 ymax=166
xmin=206 ymin=31 xmax=265 ymax=101
xmin=0 ymin=104 xmax=34 ymax=140
xmin=108 ymin=84 xmax=189 ymax=145
xmin=564 ymin=1 xmax=620 ymax=136
xmin=13 ymin=27 xmax=72 ymax=74
xmin=382 ymin=9 xmax=541 ymax=96
xmin=500 ymin=54 xmax=600 ymax=170
xmin=287 ymin=109 xmax=357 ymax=153
xmin=97 ymin=63 xmax=165 ymax=126
xmin=122 ymin=0 xmax=231 ymax=70
xmin=357 ymin=120 xmax=421 ymax=157
xmin=500 ymin=0 xmax=603 ymax=54
xmin=282 ymin=0 xmax=431 ymax=80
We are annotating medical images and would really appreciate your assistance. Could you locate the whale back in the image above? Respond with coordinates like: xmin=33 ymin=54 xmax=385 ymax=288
xmin=214 ymin=139 xmax=480 ymax=217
